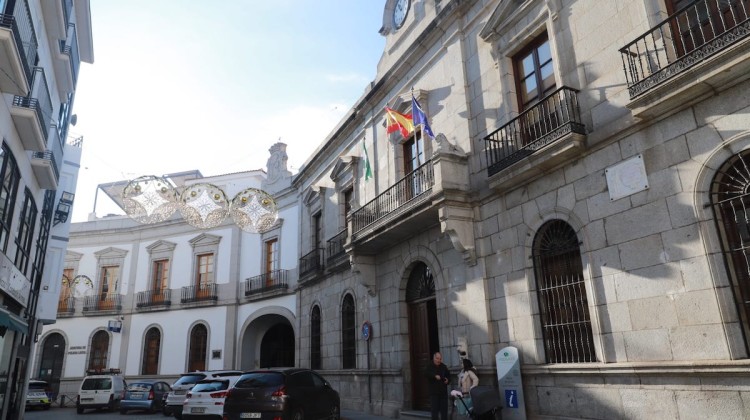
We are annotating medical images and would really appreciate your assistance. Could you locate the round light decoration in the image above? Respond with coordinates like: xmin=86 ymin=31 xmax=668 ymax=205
xmin=230 ymin=187 xmax=278 ymax=233
xmin=122 ymin=175 xmax=179 ymax=224
xmin=179 ymin=183 xmax=230 ymax=229
xmin=121 ymin=176 xmax=280 ymax=233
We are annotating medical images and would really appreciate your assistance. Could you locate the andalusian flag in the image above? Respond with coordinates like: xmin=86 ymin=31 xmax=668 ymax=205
xmin=362 ymin=140 xmax=373 ymax=181
xmin=385 ymin=107 xmax=414 ymax=139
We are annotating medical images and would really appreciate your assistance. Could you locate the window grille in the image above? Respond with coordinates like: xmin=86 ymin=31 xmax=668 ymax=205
xmin=311 ymin=306 xmax=321 ymax=370
xmin=532 ymin=220 xmax=596 ymax=363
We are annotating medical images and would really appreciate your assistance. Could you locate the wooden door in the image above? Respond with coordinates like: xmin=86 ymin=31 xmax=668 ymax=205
xmin=408 ymin=300 xmax=436 ymax=410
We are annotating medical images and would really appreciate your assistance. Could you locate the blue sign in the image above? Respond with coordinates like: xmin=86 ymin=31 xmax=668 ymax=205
xmin=505 ymin=389 xmax=518 ymax=408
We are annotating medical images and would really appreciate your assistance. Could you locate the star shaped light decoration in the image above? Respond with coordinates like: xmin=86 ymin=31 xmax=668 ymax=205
xmin=179 ymin=183 xmax=230 ymax=229
xmin=230 ymin=188 xmax=279 ymax=233
xmin=122 ymin=175 xmax=179 ymax=224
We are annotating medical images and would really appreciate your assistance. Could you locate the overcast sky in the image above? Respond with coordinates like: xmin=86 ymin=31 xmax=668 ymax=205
xmin=69 ymin=1 xmax=386 ymax=222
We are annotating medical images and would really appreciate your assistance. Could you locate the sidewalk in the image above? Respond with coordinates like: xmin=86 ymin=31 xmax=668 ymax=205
xmin=342 ymin=408 xmax=398 ymax=420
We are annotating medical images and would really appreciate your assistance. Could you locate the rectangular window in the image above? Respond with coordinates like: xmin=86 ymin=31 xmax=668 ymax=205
xmin=0 ymin=144 xmax=20 ymax=252
xmin=99 ymin=266 xmax=119 ymax=310
xmin=265 ymin=238 xmax=278 ymax=279
xmin=343 ymin=188 xmax=353 ymax=227
xmin=152 ymin=259 xmax=169 ymax=291
xmin=59 ymin=268 xmax=74 ymax=311
xmin=514 ymin=33 xmax=556 ymax=111
xmin=313 ymin=213 xmax=322 ymax=251
xmin=196 ymin=253 xmax=214 ymax=287
xmin=14 ymin=189 xmax=37 ymax=275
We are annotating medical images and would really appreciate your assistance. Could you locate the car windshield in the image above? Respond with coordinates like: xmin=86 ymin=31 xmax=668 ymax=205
xmin=82 ymin=378 xmax=111 ymax=390
xmin=235 ymin=372 xmax=284 ymax=388
xmin=191 ymin=380 xmax=229 ymax=392
xmin=28 ymin=382 xmax=48 ymax=390
xmin=174 ymin=374 xmax=205 ymax=386
xmin=127 ymin=383 xmax=152 ymax=391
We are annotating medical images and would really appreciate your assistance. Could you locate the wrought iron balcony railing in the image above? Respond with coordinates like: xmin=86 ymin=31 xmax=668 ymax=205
xmin=244 ymin=269 xmax=289 ymax=296
xmin=299 ymin=248 xmax=324 ymax=278
xmin=484 ymin=87 xmax=584 ymax=177
xmin=136 ymin=289 xmax=172 ymax=308
xmin=57 ymin=296 xmax=75 ymax=316
xmin=620 ymin=0 xmax=750 ymax=98
xmin=351 ymin=160 xmax=435 ymax=234
xmin=61 ymin=23 xmax=79 ymax=86
xmin=31 ymin=150 xmax=59 ymax=179
xmin=0 ymin=0 xmax=38 ymax=86
xmin=82 ymin=294 xmax=122 ymax=313
xmin=181 ymin=283 xmax=217 ymax=303
xmin=327 ymin=229 xmax=348 ymax=263
xmin=13 ymin=67 xmax=52 ymax=146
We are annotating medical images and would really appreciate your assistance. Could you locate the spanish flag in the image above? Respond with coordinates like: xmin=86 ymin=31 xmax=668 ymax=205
xmin=385 ymin=107 xmax=414 ymax=139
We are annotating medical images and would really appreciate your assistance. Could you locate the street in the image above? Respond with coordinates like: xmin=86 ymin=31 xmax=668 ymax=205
xmin=25 ymin=406 xmax=164 ymax=420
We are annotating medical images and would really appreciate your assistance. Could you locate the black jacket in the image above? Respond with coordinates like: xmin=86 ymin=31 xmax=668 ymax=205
xmin=424 ymin=362 xmax=451 ymax=396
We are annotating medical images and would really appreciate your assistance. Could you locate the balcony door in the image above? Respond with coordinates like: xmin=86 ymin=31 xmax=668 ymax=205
xmin=668 ymin=0 xmax=750 ymax=55
xmin=403 ymin=134 xmax=427 ymax=199
xmin=196 ymin=253 xmax=214 ymax=299
xmin=98 ymin=266 xmax=118 ymax=310
xmin=264 ymin=239 xmax=278 ymax=287
xmin=406 ymin=262 xmax=439 ymax=410
xmin=514 ymin=34 xmax=557 ymax=148
xmin=152 ymin=259 xmax=169 ymax=303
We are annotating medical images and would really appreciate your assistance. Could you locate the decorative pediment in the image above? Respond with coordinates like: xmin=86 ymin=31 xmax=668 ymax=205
xmin=479 ymin=0 xmax=558 ymax=46
xmin=146 ymin=240 xmax=177 ymax=253
xmin=93 ymin=247 xmax=128 ymax=259
xmin=303 ymin=186 xmax=326 ymax=207
xmin=330 ymin=156 xmax=360 ymax=189
xmin=189 ymin=233 xmax=222 ymax=247
xmin=65 ymin=250 xmax=83 ymax=262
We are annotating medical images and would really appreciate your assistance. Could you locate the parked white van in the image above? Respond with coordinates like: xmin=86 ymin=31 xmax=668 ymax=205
xmin=76 ymin=369 xmax=127 ymax=413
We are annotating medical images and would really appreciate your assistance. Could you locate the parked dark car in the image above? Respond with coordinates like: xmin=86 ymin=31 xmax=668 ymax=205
xmin=223 ymin=368 xmax=340 ymax=420
xmin=120 ymin=379 xmax=171 ymax=414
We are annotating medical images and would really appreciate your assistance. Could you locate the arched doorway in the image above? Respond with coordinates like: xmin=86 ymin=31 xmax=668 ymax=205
xmin=188 ymin=324 xmax=208 ymax=372
xmin=259 ymin=324 xmax=294 ymax=368
xmin=88 ymin=330 xmax=109 ymax=371
xmin=38 ymin=333 xmax=65 ymax=398
xmin=406 ymin=262 xmax=438 ymax=410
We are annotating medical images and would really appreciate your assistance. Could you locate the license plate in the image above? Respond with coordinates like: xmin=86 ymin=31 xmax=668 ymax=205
xmin=175 ymin=390 xmax=186 ymax=395
xmin=81 ymin=398 xmax=94 ymax=401
xmin=130 ymin=393 xmax=143 ymax=399
xmin=191 ymin=407 xmax=206 ymax=414
xmin=240 ymin=413 xmax=261 ymax=419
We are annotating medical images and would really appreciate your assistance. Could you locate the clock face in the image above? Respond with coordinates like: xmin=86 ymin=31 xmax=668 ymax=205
xmin=393 ymin=0 xmax=410 ymax=29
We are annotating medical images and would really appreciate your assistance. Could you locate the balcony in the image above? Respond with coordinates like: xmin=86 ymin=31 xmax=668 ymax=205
xmin=0 ymin=0 xmax=37 ymax=95
xmin=82 ymin=295 xmax=122 ymax=314
xmin=484 ymin=86 xmax=586 ymax=192
xmin=30 ymin=150 xmax=59 ymax=190
xmin=41 ymin=0 xmax=72 ymax=40
xmin=326 ymin=229 xmax=349 ymax=272
xmin=181 ymin=283 xmax=217 ymax=305
xmin=11 ymin=67 xmax=52 ymax=152
xmin=243 ymin=269 xmax=289 ymax=300
xmin=53 ymin=23 xmax=79 ymax=95
xmin=620 ymin=0 xmax=750 ymax=118
xmin=136 ymin=289 xmax=172 ymax=310
xmin=57 ymin=296 xmax=75 ymax=317
xmin=299 ymin=248 xmax=324 ymax=282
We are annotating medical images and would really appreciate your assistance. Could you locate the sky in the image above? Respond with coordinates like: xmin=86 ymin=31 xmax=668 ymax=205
xmin=69 ymin=1 xmax=386 ymax=222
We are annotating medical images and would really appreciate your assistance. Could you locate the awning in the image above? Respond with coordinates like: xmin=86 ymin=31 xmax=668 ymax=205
xmin=0 ymin=310 xmax=28 ymax=334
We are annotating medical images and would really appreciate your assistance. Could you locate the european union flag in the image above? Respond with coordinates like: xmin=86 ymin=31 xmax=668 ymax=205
xmin=411 ymin=96 xmax=435 ymax=139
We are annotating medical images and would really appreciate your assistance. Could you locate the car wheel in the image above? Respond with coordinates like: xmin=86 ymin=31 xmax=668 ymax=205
xmin=43 ymin=405 xmax=50 ymax=411
xmin=292 ymin=408 xmax=304 ymax=420
xmin=120 ymin=408 xmax=127 ymax=414
xmin=174 ymin=412 xmax=182 ymax=420
xmin=149 ymin=401 xmax=156 ymax=413
xmin=76 ymin=406 xmax=84 ymax=414
xmin=162 ymin=405 xmax=171 ymax=417
xmin=330 ymin=404 xmax=340 ymax=420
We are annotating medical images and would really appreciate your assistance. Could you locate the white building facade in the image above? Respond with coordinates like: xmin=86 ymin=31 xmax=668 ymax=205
xmin=35 ymin=146 xmax=300 ymax=399
xmin=0 ymin=0 xmax=93 ymax=418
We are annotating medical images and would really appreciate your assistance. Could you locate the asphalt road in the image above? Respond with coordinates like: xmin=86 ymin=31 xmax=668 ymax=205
xmin=25 ymin=405 xmax=164 ymax=420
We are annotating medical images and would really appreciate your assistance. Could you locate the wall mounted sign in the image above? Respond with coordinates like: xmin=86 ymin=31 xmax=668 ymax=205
xmin=606 ymin=154 xmax=649 ymax=201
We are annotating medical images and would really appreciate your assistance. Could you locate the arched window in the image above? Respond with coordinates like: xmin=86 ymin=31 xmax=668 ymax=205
xmin=141 ymin=327 xmax=161 ymax=375
xmin=341 ymin=294 xmax=356 ymax=369
xmin=711 ymin=151 xmax=750 ymax=352
xmin=532 ymin=220 xmax=596 ymax=363
xmin=188 ymin=324 xmax=208 ymax=372
xmin=88 ymin=330 xmax=109 ymax=371
xmin=310 ymin=305 xmax=321 ymax=370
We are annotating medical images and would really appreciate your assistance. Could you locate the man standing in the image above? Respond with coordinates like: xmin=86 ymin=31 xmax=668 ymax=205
xmin=424 ymin=351 xmax=451 ymax=420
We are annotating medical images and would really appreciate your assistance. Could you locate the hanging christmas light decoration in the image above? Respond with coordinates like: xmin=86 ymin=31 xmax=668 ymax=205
xmin=121 ymin=176 xmax=279 ymax=233
xmin=231 ymin=187 xmax=278 ymax=233
xmin=179 ymin=183 xmax=230 ymax=229
xmin=122 ymin=175 xmax=179 ymax=224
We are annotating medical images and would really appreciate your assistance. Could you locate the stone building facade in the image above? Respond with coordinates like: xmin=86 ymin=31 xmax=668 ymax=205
xmin=292 ymin=0 xmax=750 ymax=418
